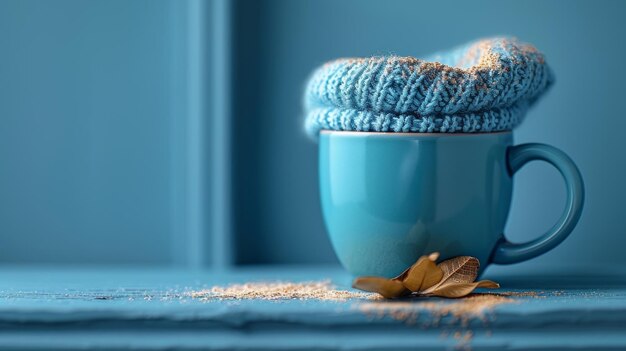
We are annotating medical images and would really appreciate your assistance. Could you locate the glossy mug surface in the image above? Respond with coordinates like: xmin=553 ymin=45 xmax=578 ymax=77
xmin=319 ymin=131 xmax=584 ymax=278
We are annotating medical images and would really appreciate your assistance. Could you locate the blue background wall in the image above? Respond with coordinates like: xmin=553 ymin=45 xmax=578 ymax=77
xmin=1 ymin=0 xmax=625 ymax=275
xmin=0 ymin=0 xmax=200 ymax=265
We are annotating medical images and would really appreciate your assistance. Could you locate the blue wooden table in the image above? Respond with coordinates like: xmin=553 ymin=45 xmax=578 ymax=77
xmin=0 ymin=266 xmax=625 ymax=350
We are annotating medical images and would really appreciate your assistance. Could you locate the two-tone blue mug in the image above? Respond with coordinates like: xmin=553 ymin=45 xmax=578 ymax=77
xmin=319 ymin=131 xmax=584 ymax=277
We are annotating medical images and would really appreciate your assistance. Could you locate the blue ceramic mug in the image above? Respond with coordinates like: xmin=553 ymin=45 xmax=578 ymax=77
xmin=319 ymin=131 xmax=584 ymax=277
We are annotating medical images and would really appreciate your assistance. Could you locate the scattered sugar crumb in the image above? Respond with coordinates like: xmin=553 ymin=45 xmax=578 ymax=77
xmin=357 ymin=293 xmax=518 ymax=323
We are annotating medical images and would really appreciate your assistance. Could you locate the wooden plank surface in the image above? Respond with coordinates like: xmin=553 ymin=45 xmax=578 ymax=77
xmin=0 ymin=266 xmax=624 ymax=350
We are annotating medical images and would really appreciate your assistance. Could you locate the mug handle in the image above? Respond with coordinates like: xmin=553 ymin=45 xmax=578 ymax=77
xmin=491 ymin=143 xmax=585 ymax=264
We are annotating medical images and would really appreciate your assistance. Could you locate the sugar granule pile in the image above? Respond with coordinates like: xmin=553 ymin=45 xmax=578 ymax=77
xmin=189 ymin=280 xmax=370 ymax=301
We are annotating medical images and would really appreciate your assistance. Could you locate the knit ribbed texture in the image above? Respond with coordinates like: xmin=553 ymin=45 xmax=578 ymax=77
xmin=303 ymin=37 xmax=553 ymax=137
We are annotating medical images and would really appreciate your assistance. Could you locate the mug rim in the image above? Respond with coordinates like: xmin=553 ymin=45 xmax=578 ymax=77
xmin=320 ymin=130 xmax=513 ymax=137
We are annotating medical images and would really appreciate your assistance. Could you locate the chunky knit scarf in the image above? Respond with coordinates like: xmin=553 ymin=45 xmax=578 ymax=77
xmin=304 ymin=37 xmax=553 ymax=137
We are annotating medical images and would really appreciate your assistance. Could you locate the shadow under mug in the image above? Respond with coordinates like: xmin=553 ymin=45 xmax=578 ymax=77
xmin=319 ymin=131 xmax=584 ymax=278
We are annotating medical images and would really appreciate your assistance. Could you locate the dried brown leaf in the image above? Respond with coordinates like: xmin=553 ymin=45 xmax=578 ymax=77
xmin=392 ymin=266 xmax=411 ymax=282
xmin=421 ymin=280 xmax=500 ymax=298
xmin=422 ymin=256 xmax=479 ymax=295
xmin=392 ymin=252 xmax=439 ymax=281
xmin=419 ymin=260 xmax=444 ymax=290
xmin=475 ymin=280 xmax=500 ymax=289
xmin=428 ymin=252 xmax=440 ymax=261
xmin=352 ymin=277 xmax=410 ymax=299
xmin=401 ymin=253 xmax=443 ymax=292
xmin=353 ymin=254 xmax=499 ymax=299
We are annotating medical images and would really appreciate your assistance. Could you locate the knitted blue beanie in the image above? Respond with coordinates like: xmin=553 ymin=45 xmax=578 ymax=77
xmin=304 ymin=37 xmax=553 ymax=137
